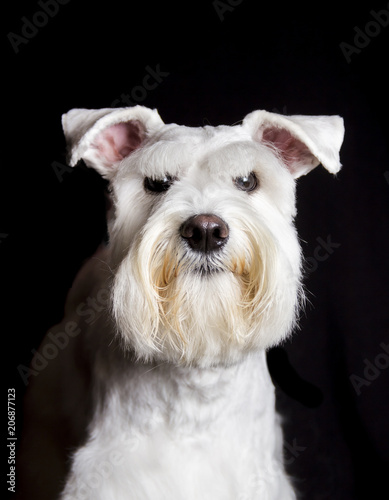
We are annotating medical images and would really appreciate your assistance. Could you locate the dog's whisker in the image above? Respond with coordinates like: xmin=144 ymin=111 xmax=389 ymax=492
xmin=140 ymin=361 xmax=168 ymax=377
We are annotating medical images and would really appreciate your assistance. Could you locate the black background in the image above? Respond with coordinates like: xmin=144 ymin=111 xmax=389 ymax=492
xmin=3 ymin=1 xmax=389 ymax=499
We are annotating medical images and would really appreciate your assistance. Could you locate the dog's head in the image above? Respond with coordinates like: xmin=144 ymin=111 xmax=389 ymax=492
xmin=62 ymin=106 xmax=344 ymax=366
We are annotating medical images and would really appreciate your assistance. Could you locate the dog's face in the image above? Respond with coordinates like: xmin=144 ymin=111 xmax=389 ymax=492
xmin=63 ymin=106 xmax=344 ymax=366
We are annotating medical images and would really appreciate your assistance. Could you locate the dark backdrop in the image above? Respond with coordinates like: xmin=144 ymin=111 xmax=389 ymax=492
xmin=3 ymin=1 xmax=389 ymax=499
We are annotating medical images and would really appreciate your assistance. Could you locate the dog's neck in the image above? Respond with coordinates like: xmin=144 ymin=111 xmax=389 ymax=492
xmin=82 ymin=335 xmax=286 ymax=498
xmin=93 ymin=345 xmax=276 ymax=434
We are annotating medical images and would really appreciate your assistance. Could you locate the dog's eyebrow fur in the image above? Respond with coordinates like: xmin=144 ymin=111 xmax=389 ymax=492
xmin=131 ymin=140 xmax=195 ymax=178
xmin=132 ymin=135 xmax=257 ymax=181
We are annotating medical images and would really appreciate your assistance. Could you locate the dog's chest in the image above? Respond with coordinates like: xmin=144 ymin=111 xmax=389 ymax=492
xmin=83 ymin=352 xmax=288 ymax=499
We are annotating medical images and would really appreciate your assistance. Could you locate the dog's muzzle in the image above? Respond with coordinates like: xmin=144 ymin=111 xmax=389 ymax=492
xmin=180 ymin=214 xmax=229 ymax=254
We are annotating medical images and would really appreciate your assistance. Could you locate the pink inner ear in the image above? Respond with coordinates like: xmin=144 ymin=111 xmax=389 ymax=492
xmin=262 ymin=126 xmax=313 ymax=174
xmin=93 ymin=120 xmax=146 ymax=166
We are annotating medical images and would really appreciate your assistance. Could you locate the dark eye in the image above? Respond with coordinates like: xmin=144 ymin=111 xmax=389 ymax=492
xmin=144 ymin=175 xmax=175 ymax=193
xmin=234 ymin=173 xmax=258 ymax=192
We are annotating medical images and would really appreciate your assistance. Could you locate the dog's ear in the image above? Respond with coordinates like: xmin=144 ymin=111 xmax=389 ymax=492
xmin=243 ymin=110 xmax=344 ymax=178
xmin=61 ymin=106 xmax=164 ymax=179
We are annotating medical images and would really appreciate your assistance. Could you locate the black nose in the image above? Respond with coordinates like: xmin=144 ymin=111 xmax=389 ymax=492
xmin=180 ymin=214 xmax=229 ymax=253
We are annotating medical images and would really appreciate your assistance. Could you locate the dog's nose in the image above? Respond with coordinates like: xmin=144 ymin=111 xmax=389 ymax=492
xmin=180 ymin=214 xmax=229 ymax=253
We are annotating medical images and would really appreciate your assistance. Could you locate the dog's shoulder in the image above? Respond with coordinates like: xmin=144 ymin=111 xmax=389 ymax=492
xmin=64 ymin=244 xmax=110 ymax=314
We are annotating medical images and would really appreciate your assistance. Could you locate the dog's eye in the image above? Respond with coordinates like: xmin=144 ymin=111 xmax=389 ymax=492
xmin=144 ymin=175 xmax=175 ymax=193
xmin=234 ymin=173 xmax=258 ymax=192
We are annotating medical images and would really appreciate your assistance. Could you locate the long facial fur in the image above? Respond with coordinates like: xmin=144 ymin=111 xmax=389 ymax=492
xmin=111 ymin=190 xmax=303 ymax=367
xmin=105 ymin=134 xmax=304 ymax=367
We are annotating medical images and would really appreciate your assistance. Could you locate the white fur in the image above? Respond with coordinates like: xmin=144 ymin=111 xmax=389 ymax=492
xmin=61 ymin=347 xmax=293 ymax=500
xmin=110 ymin=138 xmax=302 ymax=366
xmin=17 ymin=107 xmax=344 ymax=500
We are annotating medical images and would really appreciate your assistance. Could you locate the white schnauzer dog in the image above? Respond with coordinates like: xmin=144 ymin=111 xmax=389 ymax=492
xmin=18 ymin=106 xmax=344 ymax=500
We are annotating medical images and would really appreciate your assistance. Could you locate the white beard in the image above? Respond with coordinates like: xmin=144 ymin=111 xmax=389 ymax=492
xmin=111 ymin=194 xmax=303 ymax=367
